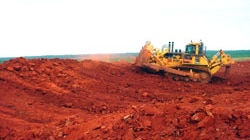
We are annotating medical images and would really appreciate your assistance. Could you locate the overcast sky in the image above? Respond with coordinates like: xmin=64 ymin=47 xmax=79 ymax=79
xmin=0 ymin=0 xmax=249 ymax=57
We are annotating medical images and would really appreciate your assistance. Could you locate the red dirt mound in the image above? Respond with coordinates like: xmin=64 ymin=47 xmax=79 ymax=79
xmin=0 ymin=57 xmax=249 ymax=139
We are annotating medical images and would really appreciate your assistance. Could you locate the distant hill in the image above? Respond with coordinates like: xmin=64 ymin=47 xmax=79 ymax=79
xmin=206 ymin=50 xmax=250 ymax=60
xmin=0 ymin=53 xmax=137 ymax=63
xmin=0 ymin=50 xmax=250 ymax=64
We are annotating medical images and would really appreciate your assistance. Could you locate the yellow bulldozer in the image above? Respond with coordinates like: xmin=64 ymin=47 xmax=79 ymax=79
xmin=135 ymin=40 xmax=234 ymax=83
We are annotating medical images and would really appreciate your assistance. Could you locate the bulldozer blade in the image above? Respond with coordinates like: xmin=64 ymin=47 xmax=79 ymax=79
xmin=135 ymin=47 xmax=152 ymax=66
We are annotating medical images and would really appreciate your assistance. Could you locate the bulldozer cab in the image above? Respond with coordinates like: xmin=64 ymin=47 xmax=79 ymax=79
xmin=185 ymin=41 xmax=205 ymax=55
xmin=183 ymin=41 xmax=209 ymax=65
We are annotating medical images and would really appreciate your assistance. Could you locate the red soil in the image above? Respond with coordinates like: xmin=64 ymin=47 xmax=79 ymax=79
xmin=0 ymin=57 xmax=249 ymax=140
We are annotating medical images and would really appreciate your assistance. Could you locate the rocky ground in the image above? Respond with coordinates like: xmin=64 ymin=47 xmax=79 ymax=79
xmin=0 ymin=57 xmax=249 ymax=140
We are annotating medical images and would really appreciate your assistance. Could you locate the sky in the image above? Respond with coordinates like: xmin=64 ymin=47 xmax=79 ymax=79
xmin=0 ymin=0 xmax=250 ymax=57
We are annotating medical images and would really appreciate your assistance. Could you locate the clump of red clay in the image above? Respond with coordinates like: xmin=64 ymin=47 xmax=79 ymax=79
xmin=0 ymin=57 xmax=249 ymax=139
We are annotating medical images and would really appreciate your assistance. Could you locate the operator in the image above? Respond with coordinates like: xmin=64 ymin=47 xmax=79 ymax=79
xmin=199 ymin=40 xmax=204 ymax=54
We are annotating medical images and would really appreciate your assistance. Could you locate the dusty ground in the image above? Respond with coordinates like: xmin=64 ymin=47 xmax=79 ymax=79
xmin=0 ymin=57 xmax=249 ymax=140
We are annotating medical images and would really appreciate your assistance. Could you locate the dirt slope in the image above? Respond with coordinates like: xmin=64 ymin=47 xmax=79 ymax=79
xmin=0 ymin=57 xmax=249 ymax=140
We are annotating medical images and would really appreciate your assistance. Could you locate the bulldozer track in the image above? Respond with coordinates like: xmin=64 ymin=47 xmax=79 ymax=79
xmin=140 ymin=63 xmax=212 ymax=83
xmin=170 ymin=65 xmax=211 ymax=83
